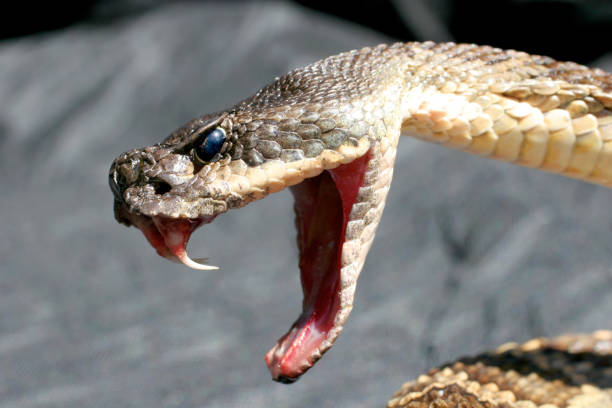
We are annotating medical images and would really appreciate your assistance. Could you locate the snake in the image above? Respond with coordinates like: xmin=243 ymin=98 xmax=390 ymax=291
xmin=109 ymin=42 xmax=612 ymax=405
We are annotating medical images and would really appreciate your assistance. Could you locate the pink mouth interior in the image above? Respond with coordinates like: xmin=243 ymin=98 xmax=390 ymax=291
xmin=123 ymin=152 xmax=371 ymax=383
xmin=265 ymin=153 xmax=370 ymax=383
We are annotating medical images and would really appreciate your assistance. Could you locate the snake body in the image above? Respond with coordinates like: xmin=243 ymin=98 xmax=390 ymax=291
xmin=389 ymin=331 xmax=611 ymax=408
xmin=109 ymin=42 xmax=612 ymax=402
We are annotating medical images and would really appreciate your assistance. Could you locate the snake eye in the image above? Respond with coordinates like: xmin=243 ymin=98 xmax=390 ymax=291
xmin=194 ymin=127 xmax=227 ymax=163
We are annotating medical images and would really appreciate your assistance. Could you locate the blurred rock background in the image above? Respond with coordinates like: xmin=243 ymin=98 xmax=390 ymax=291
xmin=1 ymin=1 xmax=611 ymax=407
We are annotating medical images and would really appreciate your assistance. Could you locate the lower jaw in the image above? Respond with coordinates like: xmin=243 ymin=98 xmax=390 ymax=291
xmin=265 ymin=153 xmax=371 ymax=382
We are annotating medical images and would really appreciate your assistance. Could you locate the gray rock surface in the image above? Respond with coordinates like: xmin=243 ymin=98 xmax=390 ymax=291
xmin=1 ymin=2 xmax=610 ymax=407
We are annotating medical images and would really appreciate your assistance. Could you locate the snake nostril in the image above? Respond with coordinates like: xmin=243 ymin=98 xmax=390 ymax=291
xmin=152 ymin=180 xmax=172 ymax=195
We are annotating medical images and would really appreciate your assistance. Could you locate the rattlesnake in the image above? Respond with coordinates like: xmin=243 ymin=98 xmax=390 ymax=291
xmin=109 ymin=42 xmax=612 ymax=405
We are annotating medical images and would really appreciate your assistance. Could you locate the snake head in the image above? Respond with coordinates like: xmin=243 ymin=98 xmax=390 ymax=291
xmin=109 ymin=103 xmax=380 ymax=381
xmin=109 ymin=43 xmax=403 ymax=383
xmin=109 ymin=96 xmax=379 ymax=380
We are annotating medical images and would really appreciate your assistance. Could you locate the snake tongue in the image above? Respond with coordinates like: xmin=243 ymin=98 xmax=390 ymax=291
xmin=128 ymin=213 xmax=218 ymax=270
xmin=265 ymin=154 xmax=370 ymax=382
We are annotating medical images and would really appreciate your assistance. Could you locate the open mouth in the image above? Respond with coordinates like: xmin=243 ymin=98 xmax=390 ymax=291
xmin=116 ymin=152 xmax=371 ymax=383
